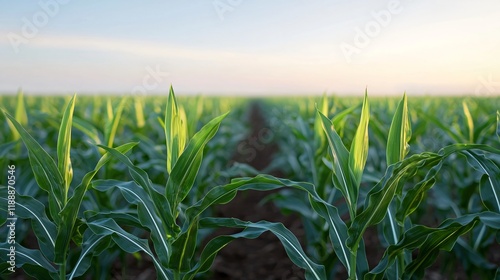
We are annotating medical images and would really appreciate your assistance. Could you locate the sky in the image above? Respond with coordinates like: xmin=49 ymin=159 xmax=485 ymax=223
xmin=0 ymin=0 xmax=499 ymax=96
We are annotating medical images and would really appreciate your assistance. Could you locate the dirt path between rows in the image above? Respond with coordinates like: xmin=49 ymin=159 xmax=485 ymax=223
xmin=209 ymin=101 xmax=305 ymax=280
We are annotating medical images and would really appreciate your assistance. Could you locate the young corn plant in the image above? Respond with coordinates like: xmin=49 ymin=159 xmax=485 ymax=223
xmin=0 ymin=95 xmax=137 ymax=279
xmin=314 ymin=93 xmax=500 ymax=279
xmin=265 ymin=93 xmax=379 ymax=277
xmin=267 ymin=93 xmax=500 ymax=279
xmin=77 ymin=87 xmax=330 ymax=280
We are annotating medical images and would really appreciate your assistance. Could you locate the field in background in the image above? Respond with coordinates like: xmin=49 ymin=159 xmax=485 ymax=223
xmin=0 ymin=92 xmax=499 ymax=279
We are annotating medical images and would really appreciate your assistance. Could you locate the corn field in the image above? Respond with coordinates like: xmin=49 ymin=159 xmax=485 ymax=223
xmin=0 ymin=89 xmax=499 ymax=279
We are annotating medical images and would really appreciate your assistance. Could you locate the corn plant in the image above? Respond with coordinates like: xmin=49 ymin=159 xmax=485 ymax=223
xmin=61 ymin=87 xmax=334 ymax=280
xmin=1 ymin=91 xmax=498 ymax=279
xmin=0 ymin=95 xmax=138 ymax=279
xmin=329 ymin=94 xmax=500 ymax=279
xmin=266 ymin=93 xmax=500 ymax=279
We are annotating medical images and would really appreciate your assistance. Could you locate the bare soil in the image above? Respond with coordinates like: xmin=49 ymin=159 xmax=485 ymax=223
xmin=208 ymin=101 xmax=305 ymax=280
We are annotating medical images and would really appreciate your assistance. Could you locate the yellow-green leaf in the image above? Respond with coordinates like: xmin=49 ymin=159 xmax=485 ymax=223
xmin=349 ymin=90 xmax=370 ymax=187
xmin=386 ymin=93 xmax=411 ymax=166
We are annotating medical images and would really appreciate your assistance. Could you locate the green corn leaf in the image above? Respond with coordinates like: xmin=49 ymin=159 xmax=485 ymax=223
xmin=332 ymin=103 xmax=361 ymax=131
xmin=313 ymin=92 xmax=329 ymax=145
xmin=55 ymin=142 xmax=137 ymax=264
xmin=68 ymin=232 xmax=112 ymax=279
xmin=473 ymin=113 xmax=497 ymax=144
xmin=462 ymin=101 xmax=474 ymax=143
xmin=496 ymin=110 xmax=499 ymax=141
xmin=92 ymin=180 xmax=172 ymax=267
xmin=57 ymin=94 xmax=76 ymax=203
xmin=381 ymin=202 xmax=401 ymax=246
xmin=7 ymin=89 xmax=27 ymax=141
xmin=158 ymin=116 xmax=166 ymax=130
xmin=184 ymin=174 xmax=352 ymax=276
xmin=348 ymin=144 xmax=499 ymax=251
xmin=462 ymin=150 xmax=500 ymax=212
xmin=386 ymin=93 xmax=411 ymax=166
xmin=0 ymin=243 xmax=57 ymax=278
xmin=396 ymin=178 xmax=437 ymax=224
xmin=0 ymin=141 xmax=17 ymax=158
xmin=417 ymin=108 xmax=462 ymax=143
xmin=97 ymin=145 xmax=178 ymax=238
xmin=84 ymin=210 xmax=144 ymax=229
xmin=411 ymin=214 xmax=496 ymax=279
xmin=456 ymin=238 xmax=497 ymax=271
xmin=182 ymin=226 xmax=264 ymax=280
xmin=165 ymin=86 xmax=188 ymax=174
xmin=178 ymin=106 xmax=188 ymax=150
xmin=348 ymin=152 xmax=442 ymax=251
xmin=88 ymin=218 xmax=171 ymax=280
xmin=0 ymin=188 xmax=57 ymax=261
xmin=72 ymin=116 xmax=102 ymax=145
xmin=186 ymin=95 xmax=203 ymax=138
xmin=166 ymin=112 xmax=228 ymax=215
xmin=367 ymin=212 xmax=500 ymax=279
xmin=169 ymin=219 xmax=198 ymax=272
xmin=192 ymin=217 xmax=326 ymax=280
xmin=3 ymin=111 xmax=64 ymax=223
xmin=104 ymin=97 xmax=127 ymax=148
xmin=349 ymin=90 xmax=370 ymax=187
xmin=134 ymin=95 xmax=145 ymax=128
xmin=309 ymin=194 xmax=357 ymax=276
xmin=396 ymin=159 xmax=444 ymax=224
xmin=165 ymin=86 xmax=178 ymax=174
xmin=318 ymin=111 xmax=358 ymax=218
xmin=15 ymin=89 xmax=28 ymax=127
xmin=106 ymin=97 xmax=113 ymax=120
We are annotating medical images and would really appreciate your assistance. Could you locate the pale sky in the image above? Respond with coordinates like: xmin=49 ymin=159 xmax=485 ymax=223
xmin=1 ymin=0 xmax=499 ymax=96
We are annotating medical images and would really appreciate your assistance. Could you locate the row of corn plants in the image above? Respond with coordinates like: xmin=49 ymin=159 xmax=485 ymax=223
xmin=0 ymin=90 xmax=499 ymax=279
xmin=265 ymin=94 xmax=500 ymax=279
xmin=1 ymin=89 xmax=327 ymax=279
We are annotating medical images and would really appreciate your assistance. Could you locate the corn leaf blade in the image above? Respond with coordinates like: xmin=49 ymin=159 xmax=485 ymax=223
xmin=57 ymin=94 xmax=76 ymax=203
xmin=368 ymin=212 xmax=500 ymax=279
xmin=169 ymin=220 xmax=199 ymax=272
xmin=463 ymin=150 xmax=500 ymax=212
xmin=3 ymin=111 xmax=64 ymax=223
xmin=104 ymin=97 xmax=127 ymax=148
xmin=166 ymin=112 xmax=228 ymax=215
xmin=318 ymin=111 xmax=357 ymax=217
xmin=92 ymin=179 xmax=172 ymax=267
xmin=386 ymin=93 xmax=411 ymax=166
xmin=462 ymin=101 xmax=474 ymax=143
xmin=88 ymin=218 xmax=171 ymax=280
xmin=349 ymin=90 xmax=370 ymax=187
xmin=184 ymin=174 xmax=352 ymax=275
xmin=195 ymin=217 xmax=326 ymax=280
xmin=68 ymin=233 xmax=111 ymax=279
xmin=0 ymin=188 xmax=57 ymax=262
xmin=0 ymin=242 xmax=57 ymax=277
xmin=165 ymin=86 xmax=187 ymax=174
xmin=55 ymin=142 xmax=137 ymax=263
xmin=97 ymin=145 xmax=178 ymax=238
